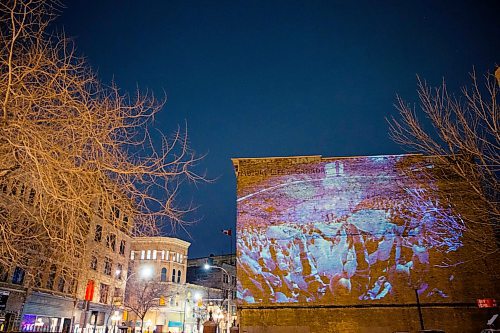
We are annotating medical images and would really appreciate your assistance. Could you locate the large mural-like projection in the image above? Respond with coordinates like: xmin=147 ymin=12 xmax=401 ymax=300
xmin=235 ymin=155 xmax=465 ymax=305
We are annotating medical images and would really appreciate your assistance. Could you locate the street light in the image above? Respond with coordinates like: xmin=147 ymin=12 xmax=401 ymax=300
xmin=121 ymin=266 xmax=154 ymax=333
xmin=204 ymin=264 xmax=232 ymax=333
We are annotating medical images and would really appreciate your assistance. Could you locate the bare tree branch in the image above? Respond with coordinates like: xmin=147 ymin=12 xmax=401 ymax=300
xmin=388 ymin=68 xmax=499 ymax=260
xmin=0 ymin=0 xmax=206 ymax=282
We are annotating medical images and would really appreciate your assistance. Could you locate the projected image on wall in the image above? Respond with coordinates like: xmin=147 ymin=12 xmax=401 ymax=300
xmin=236 ymin=155 xmax=464 ymax=305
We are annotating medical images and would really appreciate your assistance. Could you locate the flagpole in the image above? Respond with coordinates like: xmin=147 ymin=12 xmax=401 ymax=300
xmin=230 ymin=230 xmax=233 ymax=256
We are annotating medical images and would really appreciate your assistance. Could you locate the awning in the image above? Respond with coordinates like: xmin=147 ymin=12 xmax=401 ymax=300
xmin=167 ymin=321 xmax=183 ymax=328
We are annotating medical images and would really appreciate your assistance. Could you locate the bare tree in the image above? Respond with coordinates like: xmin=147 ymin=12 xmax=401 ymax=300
xmin=124 ymin=279 xmax=181 ymax=333
xmin=0 ymin=0 xmax=204 ymax=280
xmin=388 ymin=68 xmax=499 ymax=258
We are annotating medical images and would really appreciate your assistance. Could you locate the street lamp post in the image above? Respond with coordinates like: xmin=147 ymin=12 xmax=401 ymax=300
xmin=203 ymin=264 xmax=232 ymax=333
xmin=121 ymin=266 xmax=154 ymax=333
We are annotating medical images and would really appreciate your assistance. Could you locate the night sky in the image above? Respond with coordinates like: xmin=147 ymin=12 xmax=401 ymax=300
xmin=56 ymin=0 xmax=499 ymax=258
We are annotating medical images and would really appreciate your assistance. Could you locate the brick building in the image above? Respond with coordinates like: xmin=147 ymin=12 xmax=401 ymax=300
xmin=232 ymin=154 xmax=499 ymax=333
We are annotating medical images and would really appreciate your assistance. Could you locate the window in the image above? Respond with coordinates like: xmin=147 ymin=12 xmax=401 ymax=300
xmin=116 ymin=264 xmax=123 ymax=280
xmin=111 ymin=206 xmax=120 ymax=219
xmin=114 ymin=287 xmax=121 ymax=297
xmin=223 ymin=274 xmax=229 ymax=283
xmin=99 ymin=283 xmax=109 ymax=304
xmin=106 ymin=233 xmax=116 ymax=251
xmin=171 ymin=269 xmax=176 ymax=282
xmin=28 ymin=188 xmax=36 ymax=204
xmin=141 ymin=250 xmax=145 ymax=260
xmin=90 ymin=256 xmax=97 ymax=270
xmin=12 ymin=267 xmax=25 ymax=285
xmin=119 ymin=240 xmax=126 ymax=255
xmin=161 ymin=250 xmax=165 ymax=260
xmin=161 ymin=268 xmax=167 ymax=282
xmin=46 ymin=265 xmax=56 ymax=289
xmin=152 ymin=250 xmax=157 ymax=260
xmin=176 ymin=253 xmax=180 ymax=263
xmin=94 ymin=225 xmax=102 ymax=242
xmin=130 ymin=251 xmax=135 ymax=260
xmin=146 ymin=250 xmax=151 ymax=260
xmin=69 ymin=277 xmax=77 ymax=294
xmin=223 ymin=289 xmax=228 ymax=299
xmin=231 ymin=276 xmax=236 ymax=286
xmin=104 ymin=258 xmax=112 ymax=276
xmin=166 ymin=251 xmax=170 ymax=261
xmin=57 ymin=277 xmax=65 ymax=292
xmin=179 ymin=254 xmax=183 ymax=263
xmin=177 ymin=270 xmax=181 ymax=283
xmin=34 ymin=272 xmax=42 ymax=288
xmin=0 ymin=265 xmax=8 ymax=282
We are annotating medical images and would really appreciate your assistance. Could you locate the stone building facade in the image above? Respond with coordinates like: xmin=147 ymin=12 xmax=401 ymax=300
xmin=232 ymin=154 xmax=499 ymax=333
xmin=126 ymin=237 xmax=190 ymax=333
xmin=0 ymin=176 xmax=132 ymax=333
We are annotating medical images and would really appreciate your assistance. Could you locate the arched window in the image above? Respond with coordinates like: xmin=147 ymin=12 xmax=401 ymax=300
xmin=161 ymin=267 xmax=167 ymax=282
xmin=177 ymin=270 xmax=181 ymax=283
xmin=171 ymin=268 xmax=176 ymax=282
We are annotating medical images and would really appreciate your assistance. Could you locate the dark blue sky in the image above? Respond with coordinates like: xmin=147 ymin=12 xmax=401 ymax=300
xmin=57 ymin=0 xmax=499 ymax=258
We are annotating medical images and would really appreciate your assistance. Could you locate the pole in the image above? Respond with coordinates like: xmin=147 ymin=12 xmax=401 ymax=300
xmin=230 ymin=231 xmax=233 ymax=258
xmin=182 ymin=298 xmax=187 ymax=333
xmin=414 ymin=288 xmax=425 ymax=330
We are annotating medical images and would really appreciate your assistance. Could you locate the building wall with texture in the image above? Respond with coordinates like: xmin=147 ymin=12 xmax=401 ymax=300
xmin=232 ymin=154 xmax=499 ymax=333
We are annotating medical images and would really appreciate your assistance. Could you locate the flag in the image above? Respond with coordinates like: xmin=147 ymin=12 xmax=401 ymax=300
xmin=222 ymin=229 xmax=232 ymax=236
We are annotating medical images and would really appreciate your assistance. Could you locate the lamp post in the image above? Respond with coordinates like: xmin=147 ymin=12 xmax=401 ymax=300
xmin=203 ymin=264 xmax=232 ymax=333
xmin=122 ymin=266 xmax=154 ymax=333
xmin=182 ymin=291 xmax=192 ymax=333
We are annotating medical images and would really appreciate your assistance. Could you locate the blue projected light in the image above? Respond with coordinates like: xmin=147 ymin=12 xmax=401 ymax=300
xmin=236 ymin=156 xmax=464 ymax=305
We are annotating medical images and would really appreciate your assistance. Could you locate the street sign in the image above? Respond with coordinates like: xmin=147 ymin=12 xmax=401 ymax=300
xmin=477 ymin=299 xmax=497 ymax=308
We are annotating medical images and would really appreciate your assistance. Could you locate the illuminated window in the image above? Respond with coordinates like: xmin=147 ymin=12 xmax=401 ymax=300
xmin=130 ymin=251 xmax=135 ymax=260
xmin=161 ymin=250 xmax=165 ymax=260
xmin=152 ymin=250 xmax=157 ymax=260
xmin=179 ymin=254 xmax=183 ymax=263
xmin=116 ymin=264 xmax=123 ymax=280
xmin=146 ymin=250 xmax=151 ymax=260
xmin=141 ymin=250 xmax=145 ymax=260
xmin=166 ymin=251 xmax=170 ymax=261
xmin=176 ymin=253 xmax=180 ymax=262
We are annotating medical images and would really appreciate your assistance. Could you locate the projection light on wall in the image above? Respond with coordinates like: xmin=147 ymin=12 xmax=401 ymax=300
xmin=235 ymin=155 xmax=464 ymax=305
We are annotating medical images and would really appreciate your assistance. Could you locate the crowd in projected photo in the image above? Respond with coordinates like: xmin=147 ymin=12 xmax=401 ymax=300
xmin=236 ymin=156 xmax=465 ymax=305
